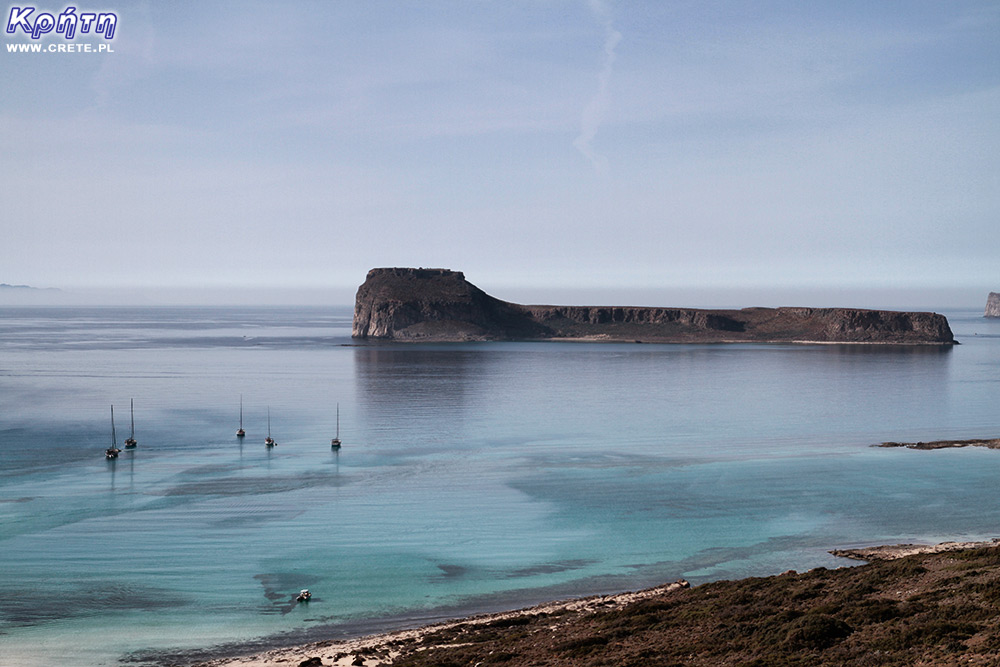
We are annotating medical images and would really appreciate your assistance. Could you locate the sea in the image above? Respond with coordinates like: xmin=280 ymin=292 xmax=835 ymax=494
xmin=1 ymin=305 xmax=998 ymax=666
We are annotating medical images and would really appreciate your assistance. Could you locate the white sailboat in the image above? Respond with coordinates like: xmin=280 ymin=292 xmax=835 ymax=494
xmin=331 ymin=403 xmax=341 ymax=449
xmin=124 ymin=398 xmax=137 ymax=448
xmin=265 ymin=407 xmax=276 ymax=447
xmin=105 ymin=405 xmax=121 ymax=459
xmin=236 ymin=394 xmax=245 ymax=438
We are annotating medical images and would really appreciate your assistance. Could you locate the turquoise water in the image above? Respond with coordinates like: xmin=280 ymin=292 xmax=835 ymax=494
xmin=1 ymin=306 xmax=998 ymax=665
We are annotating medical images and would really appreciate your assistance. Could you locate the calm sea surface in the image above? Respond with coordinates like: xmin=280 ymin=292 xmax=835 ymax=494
xmin=1 ymin=306 xmax=998 ymax=665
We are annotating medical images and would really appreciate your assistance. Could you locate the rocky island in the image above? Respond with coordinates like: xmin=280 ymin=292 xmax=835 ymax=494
xmin=986 ymin=292 xmax=1000 ymax=318
xmin=352 ymin=268 xmax=956 ymax=345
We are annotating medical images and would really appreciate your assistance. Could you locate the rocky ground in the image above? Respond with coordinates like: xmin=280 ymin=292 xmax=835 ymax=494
xmin=880 ymin=438 xmax=1000 ymax=450
xmin=190 ymin=541 xmax=1000 ymax=667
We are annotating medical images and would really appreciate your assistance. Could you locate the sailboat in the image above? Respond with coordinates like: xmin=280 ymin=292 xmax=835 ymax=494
xmin=236 ymin=394 xmax=245 ymax=438
xmin=124 ymin=398 xmax=137 ymax=448
xmin=105 ymin=405 xmax=121 ymax=459
xmin=265 ymin=407 xmax=276 ymax=447
xmin=331 ymin=403 xmax=341 ymax=449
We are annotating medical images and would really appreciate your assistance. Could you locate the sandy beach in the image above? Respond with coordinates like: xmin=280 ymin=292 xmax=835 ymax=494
xmin=188 ymin=581 xmax=691 ymax=667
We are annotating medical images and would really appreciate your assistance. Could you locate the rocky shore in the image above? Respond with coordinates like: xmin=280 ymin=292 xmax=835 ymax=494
xmin=879 ymin=438 xmax=1000 ymax=450
xmin=187 ymin=541 xmax=1000 ymax=667
xmin=351 ymin=268 xmax=956 ymax=345
xmin=830 ymin=539 xmax=1000 ymax=561
xmin=986 ymin=292 xmax=1000 ymax=318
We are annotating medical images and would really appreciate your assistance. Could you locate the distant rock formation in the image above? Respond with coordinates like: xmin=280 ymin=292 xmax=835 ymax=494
xmin=986 ymin=292 xmax=1000 ymax=318
xmin=352 ymin=268 xmax=956 ymax=345
xmin=880 ymin=438 xmax=1000 ymax=450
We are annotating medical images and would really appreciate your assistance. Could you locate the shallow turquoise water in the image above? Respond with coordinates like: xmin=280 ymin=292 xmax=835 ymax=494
xmin=1 ymin=306 xmax=998 ymax=665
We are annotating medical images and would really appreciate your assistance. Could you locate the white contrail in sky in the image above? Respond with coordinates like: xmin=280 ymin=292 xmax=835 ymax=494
xmin=574 ymin=0 xmax=622 ymax=172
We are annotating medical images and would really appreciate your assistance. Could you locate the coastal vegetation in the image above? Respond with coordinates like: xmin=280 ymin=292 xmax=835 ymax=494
xmin=384 ymin=546 xmax=1000 ymax=666
xmin=203 ymin=545 xmax=1000 ymax=666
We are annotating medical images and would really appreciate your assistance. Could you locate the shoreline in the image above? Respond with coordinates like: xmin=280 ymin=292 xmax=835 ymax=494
xmin=879 ymin=437 xmax=1000 ymax=450
xmin=830 ymin=538 xmax=1000 ymax=561
xmin=182 ymin=539 xmax=1000 ymax=667
xmin=186 ymin=581 xmax=693 ymax=667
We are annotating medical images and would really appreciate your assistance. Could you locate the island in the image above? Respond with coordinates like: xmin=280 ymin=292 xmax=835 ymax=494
xmin=352 ymin=268 xmax=956 ymax=345
xmin=986 ymin=292 xmax=1000 ymax=318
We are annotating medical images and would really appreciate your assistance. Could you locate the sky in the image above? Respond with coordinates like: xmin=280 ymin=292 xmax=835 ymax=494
xmin=2 ymin=0 xmax=998 ymax=307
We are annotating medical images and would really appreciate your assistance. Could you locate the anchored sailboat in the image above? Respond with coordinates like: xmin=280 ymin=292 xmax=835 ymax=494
xmin=331 ymin=403 xmax=341 ymax=449
xmin=265 ymin=407 xmax=276 ymax=447
xmin=105 ymin=405 xmax=121 ymax=459
xmin=124 ymin=398 xmax=137 ymax=448
xmin=236 ymin=394 xmax=245 ymax=438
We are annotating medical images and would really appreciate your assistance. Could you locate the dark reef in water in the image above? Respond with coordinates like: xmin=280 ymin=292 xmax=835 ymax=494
xmin=352 ymin=268 xmax=956 ymax=345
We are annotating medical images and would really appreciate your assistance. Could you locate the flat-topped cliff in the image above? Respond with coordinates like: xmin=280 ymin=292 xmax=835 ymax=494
xmin=352 ymin=268 xmax=956 ymax=344
xmin=986 ymin=292 xmax=1000 ymax=318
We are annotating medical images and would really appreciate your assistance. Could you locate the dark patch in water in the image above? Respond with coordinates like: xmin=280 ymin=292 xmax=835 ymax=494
xmin=507 ymin=559 xmax=596 ymax=578
xmin=436 ymin=564 xmax=467 ymax=578
xmin=158 ymin=472 xmax=347 ymax=497
xmin=176 ymin=462 xmax=248 ymax=477
xmin=0 ymin=581 xmax=186 ymax=627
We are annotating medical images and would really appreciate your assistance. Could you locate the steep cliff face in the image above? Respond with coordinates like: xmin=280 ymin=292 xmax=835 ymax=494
xmin=986 ymin=293 xmax=1000 ymax=318
xmin=352 ymin=268 xmax=550 ymax=340
xmin=352 ymin=268 xmax=956 ymax=344
xmin=749 ymin=307 xmax=955 ymax=344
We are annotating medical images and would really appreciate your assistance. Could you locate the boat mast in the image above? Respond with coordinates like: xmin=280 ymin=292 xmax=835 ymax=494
xmin=129 ymin=398 xmax=135 ymax=440
xmin=111 ymin=405 xmax=117 ymax=449
xmin=331 ymin=403 xmax=342 ymax=449
xmin=237 ymin=394 xmax=246 ymax=438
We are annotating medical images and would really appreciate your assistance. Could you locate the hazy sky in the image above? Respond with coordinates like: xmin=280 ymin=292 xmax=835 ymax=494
xmin=2 ymin=1 xmax=998 ymax=306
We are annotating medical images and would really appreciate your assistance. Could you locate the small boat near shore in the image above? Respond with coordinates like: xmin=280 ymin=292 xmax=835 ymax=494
xmin=331 ymin=403 xmax=341 ymax=449
xmin=105 ymin=405 xmax=121 ymax=459
xmin=296 ymin=589 xmax=311 ymax=603
xmin=124 ymin=398 xmax=137 ymax=448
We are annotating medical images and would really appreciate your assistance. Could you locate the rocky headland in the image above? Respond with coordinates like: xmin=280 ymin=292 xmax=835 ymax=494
xmin=986 ymin=292 xmax=1000 ymax=318
xmin=880 ymin=438 xmax=1000 ymax=450
xmin=352 ymin=268 xmax=956 ymax=345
